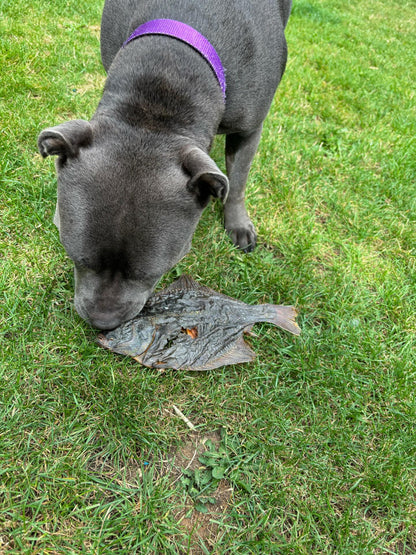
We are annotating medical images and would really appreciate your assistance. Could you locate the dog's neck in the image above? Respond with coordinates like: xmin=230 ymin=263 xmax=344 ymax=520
xmin=94 ymin=28 xmax=225 ymax=150
xmin=122 ymin=19 xmax=226 ymax=101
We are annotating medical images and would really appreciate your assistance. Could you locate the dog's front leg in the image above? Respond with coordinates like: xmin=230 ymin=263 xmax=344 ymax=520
xmin=224 ymin=126 xmax=263 ymax=252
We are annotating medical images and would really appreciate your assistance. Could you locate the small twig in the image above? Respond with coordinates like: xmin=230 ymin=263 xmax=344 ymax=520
xmin=172 ymin=404 xmax=196 ymax=431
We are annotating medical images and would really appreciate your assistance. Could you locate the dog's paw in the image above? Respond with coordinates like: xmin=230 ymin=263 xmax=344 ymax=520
xmin=226 ymin=222 xmax=257 ymax=253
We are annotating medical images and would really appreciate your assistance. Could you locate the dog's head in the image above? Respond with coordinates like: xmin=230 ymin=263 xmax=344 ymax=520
xmin=38 ymin=119 xmax=228 ymax=329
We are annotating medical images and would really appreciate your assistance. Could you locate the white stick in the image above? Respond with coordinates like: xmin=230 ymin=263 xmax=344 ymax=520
xmin=172 ymin=404 xmax=196 ymax=430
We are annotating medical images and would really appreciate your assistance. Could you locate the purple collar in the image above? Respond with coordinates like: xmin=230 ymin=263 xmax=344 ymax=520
xmin=123 ymin=19 xmax=226 ymax=101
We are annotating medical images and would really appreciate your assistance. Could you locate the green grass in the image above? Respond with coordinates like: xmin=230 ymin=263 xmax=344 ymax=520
xmin=1 ymin=0 xmax=415 ymax=552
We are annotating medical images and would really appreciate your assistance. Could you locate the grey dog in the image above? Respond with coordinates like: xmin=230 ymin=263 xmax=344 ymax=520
xmin=38 ymin=0 xmax=292 ymax=329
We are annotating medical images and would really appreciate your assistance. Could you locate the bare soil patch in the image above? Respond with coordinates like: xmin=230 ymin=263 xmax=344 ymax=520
xmin=162 ymin=430 xmax=233 ymax=554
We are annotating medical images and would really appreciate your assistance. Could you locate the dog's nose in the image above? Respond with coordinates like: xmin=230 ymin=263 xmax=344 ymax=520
xmin=83 ymin=306 xmax=130 ymax=330
xmin=89 ymin=314 xmax=123 ymax=330
xmin=74 ymin=295 xmax=133 ymax=329
xmin=74 ymin=290 xmax=150 ymax=330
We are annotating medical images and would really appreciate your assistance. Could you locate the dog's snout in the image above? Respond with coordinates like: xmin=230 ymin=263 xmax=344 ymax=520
xmin=74 ymin=291 xmax=150 ymax=330
xmin=83 ymin=305 xmax=128 ymax=330
xmin=88 ymin=313 xmax=124 ymax=330
xmin=74 ymin=298 xmax=127 ymax=329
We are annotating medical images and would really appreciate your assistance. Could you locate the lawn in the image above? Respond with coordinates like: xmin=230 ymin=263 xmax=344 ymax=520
xmin=1 ymin=0 xmax=415 ymax=552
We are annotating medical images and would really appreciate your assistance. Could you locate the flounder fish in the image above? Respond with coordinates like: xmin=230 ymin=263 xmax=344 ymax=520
xmin=97 ymin=275 xmax=300 ymax=371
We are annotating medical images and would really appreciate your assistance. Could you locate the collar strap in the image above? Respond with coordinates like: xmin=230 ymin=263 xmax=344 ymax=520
xmin=123 ymin=19 xmax=226 ymax=101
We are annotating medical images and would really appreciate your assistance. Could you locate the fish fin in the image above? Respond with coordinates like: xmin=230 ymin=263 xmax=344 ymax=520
xmin=162 ymin=274 xmax=214 ymax=295
xmin=133 ymin=355 xmax=167 ymax=373
xmin=190 ymin=337 xmax=256 ymax=371
xmin=162 ymin=274 xmax=194 ymax=292
xmin=244 ymin=325 xmax=259 ymax=338
xmin=262 ymin=305 xmax=301 ymax=336
xmin=161 ymin=274 xmax=236 ymax=300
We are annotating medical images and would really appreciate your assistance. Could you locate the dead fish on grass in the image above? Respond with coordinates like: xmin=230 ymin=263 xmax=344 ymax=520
xmin=97 ymin=275 xmax=300 ymax=371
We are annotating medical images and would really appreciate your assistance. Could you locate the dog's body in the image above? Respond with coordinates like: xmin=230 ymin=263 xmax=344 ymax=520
xmin=38 ymin=0 xmax=292 ymax=329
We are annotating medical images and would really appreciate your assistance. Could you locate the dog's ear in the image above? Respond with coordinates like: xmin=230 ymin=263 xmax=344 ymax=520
xmin=182 ymin=146 xmax=229 ymax=205
xmin=38 ymin=120 xmax=93 ymax=161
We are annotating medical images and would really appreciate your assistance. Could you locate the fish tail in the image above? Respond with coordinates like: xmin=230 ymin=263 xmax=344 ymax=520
xmin=257 ymin=304 xmax=301 ymax=335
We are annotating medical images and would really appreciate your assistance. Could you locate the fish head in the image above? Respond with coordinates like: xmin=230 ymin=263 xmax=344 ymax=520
xmin=38 ymin=122 xmax=228 ymax=329
xmin=97 ymin=319 xmax=155 ymax=357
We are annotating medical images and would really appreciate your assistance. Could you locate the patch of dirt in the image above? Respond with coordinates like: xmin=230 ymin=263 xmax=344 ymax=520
xmin=174 ymin=480 xmax=232 ymax=553
xmin=162 ymin=430 xmax=233 ymax=554
xmin=169 ymin=431 xmax=221 ymax=476
xmin=85 ymin=430 xmax=233 ymax=553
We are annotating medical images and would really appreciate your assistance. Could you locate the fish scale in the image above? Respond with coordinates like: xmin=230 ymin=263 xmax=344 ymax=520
xmin=97 ymin=275 xmax=300 ymax=371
